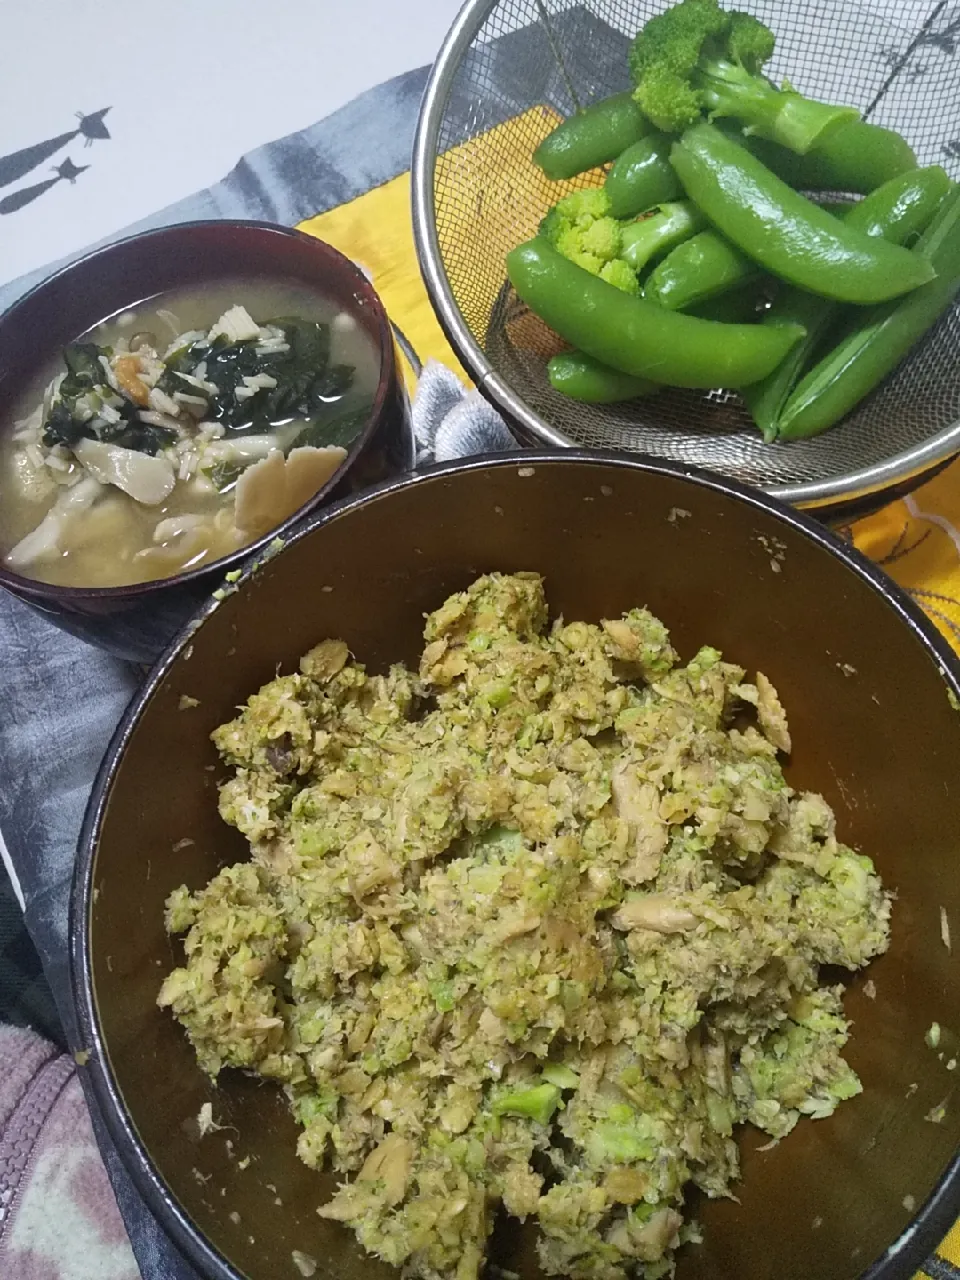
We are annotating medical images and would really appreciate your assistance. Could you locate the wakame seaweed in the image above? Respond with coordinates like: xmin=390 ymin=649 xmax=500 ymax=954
xmin=295 ymin=403 xmax=370 ymax=450
xmin=61 ymin=343 xmax=103 ymax=392
xmin=42 ymin=343 xmax=110 ymax=446
xmin=41 ymin=401 xmax=95 ymax=448
xmin=205 ymin=320 xmax=353 ymax=435
xmin=204 ymin=460 xmax=247 ymax=493
xmin=37 ymin=313 xmax=361 ymax=459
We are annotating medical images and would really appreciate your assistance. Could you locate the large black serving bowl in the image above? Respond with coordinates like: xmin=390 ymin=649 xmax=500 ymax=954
xmin=72 ymin=454 xmax=960 ymax=1280
xmin=0 ymin=220 xmax=413 ymax=664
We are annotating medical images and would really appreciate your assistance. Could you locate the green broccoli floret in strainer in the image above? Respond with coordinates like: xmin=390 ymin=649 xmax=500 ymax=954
xmin=628 ymin=0 xmax=858 ymax=154
xmin=539 ymin=189 xmax=640 ymax=293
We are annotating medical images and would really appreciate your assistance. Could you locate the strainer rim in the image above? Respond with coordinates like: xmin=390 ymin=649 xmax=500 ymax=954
xmin=411 ymin=0 xmax=500 ymax=389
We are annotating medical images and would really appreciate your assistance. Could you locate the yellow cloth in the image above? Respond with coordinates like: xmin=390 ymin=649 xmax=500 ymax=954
xmin=299 ymin=173 xmax=465 ymax=389
xmin=298 ymin=155 xmax=960 ymax=1280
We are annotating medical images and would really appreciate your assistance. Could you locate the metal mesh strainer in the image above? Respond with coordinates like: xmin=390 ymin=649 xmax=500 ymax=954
xmin=412 ymin=0 xmax=960 ymax=509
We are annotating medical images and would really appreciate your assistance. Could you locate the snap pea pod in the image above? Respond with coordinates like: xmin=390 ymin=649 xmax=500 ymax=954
xmin=844 ymin=165 xmax=952 ymax=242
xmin=620 ymin=201 xmax=704 ymax=273
xmin=746 ymin=121 xmax=918 ymax=194
xmin=744 ymin=166 xmax=953 ymax=441
xmin=533 ymin=93 xmax=650 ymax=180
xmin=547 ymin=351 xmax=658 ymax=402
xmin=604 ymin=134 xmax=682 ymax=217
xmin=670 ymin=123 xmax=935 ymax=303
xmin=645 ymin=230 xmax=762 ymax=310
xmin=688 ymin=283 xmax=767 ymax=324
xmin=506 ymin=237 xmax=805 ymax=388
xmin=819 ymin=199 xmax=855 ymax=218
xmin=777 ymin=184 xmax=960 ymax=439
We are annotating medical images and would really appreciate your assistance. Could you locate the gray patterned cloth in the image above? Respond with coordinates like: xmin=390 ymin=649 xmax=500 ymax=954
xmin=2 ymin=4 xmax=958 ymax=1276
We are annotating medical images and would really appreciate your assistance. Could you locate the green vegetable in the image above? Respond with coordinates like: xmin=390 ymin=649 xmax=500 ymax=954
xmin=41 ymin=340 xmax=161 ymax=452
xmin=205 ymin=460 xmax=249 ymax=493
xmin=533 ymin=92 xmax=650 ymax=181
xmin=646 ymin=229 xmax=761 ymax=310
xmin=294 ymin=404 xmax=370 ymax=450
xmin=507 ymin=236 xmax=805 ymax=388
xmin=541 ymin=1063 xmax=580 ymax=1089
xmin=841 ymin=165 xmax=952 ymax=244
xmin=620 ymin=200 xmax=704 ymax=272
xmin=817 ymin=199 xmax=856 ymax=218
xmin=777 ymin=185 xmax=960 ymax=439
xmin=308 ymin=363 xmax=353 ymax=404
xmin=41 ymin=402 xmax=94 ymax=449
xmin=297 ymin=1091 xmax=338 ymax=1125
xmin=706 ymin=1092 xmax=734 ymax=1136
xmin=628 ymin=0 xmax=857 ymax=155
xmin=41 ymin=343 xmax=105 ymax=447
xmin=492 ymin=1082 xmax=562 ymax=1125
xmin=745 ymin=167 xmax=953 ymax=440
xmin=428 ymin=979 xmax=456 ymax=1012
xmin=102 ymin=422 xmax=177 ymax=456
xmin=670 ymin=123 xmax=935 ymax=303
xmin=539 ymin=189 xmax=640 ymax=293
xmin=688 ymin=281 xmax=766 ymax=323
xmin=547 ymin=351 xmax=658 ymax=403
xmin=604 ymin=134 xmax=682 ymax=218
xmin=745 ymin=120 xmax=918 ymax=194
xmin=586 ymin=1119 xmax=656 ymax=1164
xmin=206 ymin=317 xmax=345 ymax=433
xmin=62 ymin=343 xmax=103 ymax=389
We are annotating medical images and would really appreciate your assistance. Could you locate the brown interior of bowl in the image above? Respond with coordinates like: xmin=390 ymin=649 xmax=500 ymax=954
xmin=0 ymin=220 xmax=396 ymax=599
xmin=78 ymin=456 xmax=960 ymax=1280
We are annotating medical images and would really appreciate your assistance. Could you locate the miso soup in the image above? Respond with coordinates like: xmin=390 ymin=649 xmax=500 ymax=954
xmin=0 ymin=279 xmax=380 ymax=588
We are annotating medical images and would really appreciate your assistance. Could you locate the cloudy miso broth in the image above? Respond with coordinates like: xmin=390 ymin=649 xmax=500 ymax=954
xmin=0 ymin=279 xmax=380 ymax=588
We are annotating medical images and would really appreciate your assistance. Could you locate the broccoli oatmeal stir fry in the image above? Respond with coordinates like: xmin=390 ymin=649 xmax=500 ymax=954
xmin=158 ymin=573 xmax=891 ymax=1280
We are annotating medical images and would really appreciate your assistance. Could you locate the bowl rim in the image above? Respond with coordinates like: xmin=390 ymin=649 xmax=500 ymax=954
xmin=409 ymin=0 xmax=960 ymax=511
xmin=0 ymin=218 xmax=399 ymax=601
xmin=70 ymin=450 xmax=960 ymax=1280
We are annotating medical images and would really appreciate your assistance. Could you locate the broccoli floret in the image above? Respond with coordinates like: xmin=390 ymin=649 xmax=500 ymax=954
xmin=628 ymin=0 xmax=858 ymax=155
xmin=554 ymin=226 xmax=603 ymax=275
xmin=634 ymin=65 xmax=702 ymax=133
xmin=539 ymin=188 xmax=641 ymax=292
xmin=599 ymin=259 xmax=641 ymax=294
xmin=539 ymin=205 xmax=567 ymax=243
xmin=726 ymin=10 xmax=775 ymax=68
xmin=629 ymin=0 xmax=727 ymax=84
xmin=581 ymin=216 xmax=623 ymax=261
xmin=557 ymin=187 xmax=614 ymax=224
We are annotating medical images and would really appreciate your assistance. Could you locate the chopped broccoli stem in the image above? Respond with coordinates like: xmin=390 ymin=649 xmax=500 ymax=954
xmin=492 ymin=1082 xmax=562 ymax=1125
xmin=586 ymin=1119 xmax=656 ymax=1164
xmin=541 ymin=1063 xmax=580 ymax=1089
xmin=620 ymin=201 xmax=704 ymax=273
xmin=697 ymin=60 xmax=859 ymax=155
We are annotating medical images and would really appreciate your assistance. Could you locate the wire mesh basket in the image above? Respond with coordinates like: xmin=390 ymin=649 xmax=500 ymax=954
xmin=412 ymin=0 xmax=960 ymax=509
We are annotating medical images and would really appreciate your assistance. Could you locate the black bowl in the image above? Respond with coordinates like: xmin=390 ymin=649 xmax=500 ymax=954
xmin=72 ymin=453 xmax=960 ymax=1280
xmin=0 ymin=220 xmax=413 ymax=663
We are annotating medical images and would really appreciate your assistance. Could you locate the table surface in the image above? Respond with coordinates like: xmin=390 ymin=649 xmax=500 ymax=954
xmin=0 ymin=0 xmax=462 ymax=287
